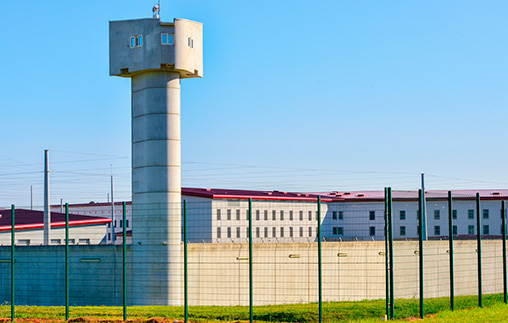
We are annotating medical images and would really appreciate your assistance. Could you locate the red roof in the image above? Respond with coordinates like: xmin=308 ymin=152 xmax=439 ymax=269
xmin=181 ymin=187 xmax=333 ymax=202
xmin=51 ymin=201 xmax=132 ymax=208
xmin=0 ymin=209 xmax=111 ymax=232
xmin=316 ymin=189 xmax=508 ymax=202
xmin=50 ymin=188 xmax=508 ymax=206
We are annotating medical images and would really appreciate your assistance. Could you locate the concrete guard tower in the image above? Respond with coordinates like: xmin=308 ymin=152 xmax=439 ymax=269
xmin=109 ymin=17 xmax=203 ymax=305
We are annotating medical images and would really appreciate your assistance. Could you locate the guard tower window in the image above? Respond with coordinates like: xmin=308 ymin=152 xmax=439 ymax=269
xmin=161 ymin=33 xmax=174 ymax=45
xmin=130 ymin=35 xmax=143 ymax=48
xmin=187 ymin=37 xmax=194 ymax=48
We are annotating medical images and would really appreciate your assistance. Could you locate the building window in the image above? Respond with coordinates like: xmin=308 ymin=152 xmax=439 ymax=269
xmin=434 ymin=210 xmax=440 ymax=220
xmin=107 ymin=223 xmax=111 ymax=228
xmin=333 ymin=227 xmax=344 ymax=236
xmin=289 ymin=227 xmax=293 ymax=237
xmin=468 ymin=225 xmax=474 ymax=235
xmin=227 ymin=209 xmax=231 ymax=220
xmin=108 ymin=233 xmax=111 ymax=240
xmin=309 ymin=211 xmax=312 ymax=221
xmin=280 ymin=227 xmax=284 ymax=237
xmin=400 ymin=210 xmax=406 ymax=220
xmin=400 ymin=226 xmax=406 ymax=236
xmin=236 ymin=209 xmax=240 ymax=220
xmin=300 ymin=227 xmax=303 ymax=237
xmin=236 ymin=227 xmax=240 ymax=238
xmin=161 ymin=33 xmax=174 ymax=45
xmin=227 ymin=227 xmax=231 ymax=238
xmin=67 ymin=239 xmax=75 ymax=244
xmin=187 ymin=37 xmax=194 ymax=48
xmin=453 ymin=225 xmax=457 ymax=235
xmin=299 ymin=210 xmax=303 ymax=221
xmin=246 ymin=210 xmax=249 ymax=220
xmin=17 ymin=239 xmax=30 ymax=246
xmin=264 ymin=227 xmax=268 ymax=238
xmin=339 ymin=211 xmax=344 ymax=220
xmin=468 ymin=209 xmax=474 ymax=219
xmin=216 ymin=209 xmax=221 ymax=220
xmin=289 ymin=210 xmax=293 ymax=221
xmin=78 ymin=239 xmax=90 ymax=245
xmin=369 ymin=226 xmax=375 ymax=236
xmin=256 ymin=227 xmax=260 ymax=238
xmin=309 ymin=227 xmax=312 ymax=237
xmin=452 ymin=210 xmax=457 ymax=220
xmin=51 ymin=239 xmax=61 ymax=245
xmin=217 ymin=227 xmax=221 ymax=238
xmin=264 ymin=210 xmax=268 ymax=221
xmin=369 ymin=211 xmax=375 ymax=221
xmin=272 ymin=227 xmax=276 ymax=237
xmin=483 ymin=209 xmax=489 ymax=219
xmin=256 ymin=210 xmax=260 ymax=221
xmin=114 ymin=220 xmax=117 ymax=227
xmin=272 ymin=210 xmax=276 ymax=221
xmin=246 ymin=227 xmax=250 ymax=238
xmin=483 ymin=225 xmax=489 ymax=235
xmin=434 ymin=226 xmax=440 ymax=236
xmin=126 ymin=220 xmax=129 ymax=228
xmin=130 ymin=34 xmax=143 ymax=48
xmin=333 ymin=211 xmax=337 ymax=220
xmin=119 ymin=220 xmax=123 ymax=228
xmin=280 ymin=210 xmax=284 ymax=221
xmin=316 ymin=211 xmax=319 ymax=220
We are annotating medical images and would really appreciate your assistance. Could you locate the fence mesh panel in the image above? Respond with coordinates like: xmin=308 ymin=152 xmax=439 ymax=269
xmin=0 ymin=191 xmax=507 ymax=321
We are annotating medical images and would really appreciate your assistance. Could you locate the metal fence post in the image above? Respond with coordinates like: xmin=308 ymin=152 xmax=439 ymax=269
xmin=476 ymin=192 xmax=483 ymax=308
xmin=123 ymin=201 xmax=127 ymax=322
xmin=502 ymin=200 xmax=507 ymax=304
xmin=384 ymin=188 xmax=390 ymax=320
xmin=65 ymin=204 xmax=69 ymax=320
xmin=448 ymin=192 xmax=454 ymax=311
xmin=418 ymin=189 xmax=424 ymax=319
xmin=248 ymin=198 xmax=253 ymax=323
xmin=11 ymin=205 xmax=15 ymax=323
xmin=317 ymin=196 xmax=322 ymax=323
xmin=183 ymin=200 xmax=188 ymax=323
xmin=388 ymin=188 xmax=394 ymax=320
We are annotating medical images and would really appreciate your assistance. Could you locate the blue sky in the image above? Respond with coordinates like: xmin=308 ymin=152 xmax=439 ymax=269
xmin=1 ymin=1 xmax=507 ymax=207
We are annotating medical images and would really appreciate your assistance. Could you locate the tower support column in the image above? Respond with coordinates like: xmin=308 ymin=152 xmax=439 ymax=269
xmin=131 ymin=71 xmax=182 ymax=305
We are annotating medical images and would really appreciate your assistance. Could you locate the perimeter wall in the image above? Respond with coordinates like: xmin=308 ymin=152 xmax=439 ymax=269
xmin=0 ymin=240 xmax=500 ymax=306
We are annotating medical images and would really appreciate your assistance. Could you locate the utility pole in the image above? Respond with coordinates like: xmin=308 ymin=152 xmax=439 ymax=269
xmin=421 ymin=173 xmax=427 ymax=241
xmin=43 ymin=150 xmax=50 ymax=245
xmin=111 ymin=171 xmax=116 ymax=244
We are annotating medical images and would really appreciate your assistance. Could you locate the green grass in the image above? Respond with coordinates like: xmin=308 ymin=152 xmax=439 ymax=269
xmin=0 ymin=294 xmax=507 ymax=322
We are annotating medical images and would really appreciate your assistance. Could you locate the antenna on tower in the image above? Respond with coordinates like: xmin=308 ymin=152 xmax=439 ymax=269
xmin=153 ymin=1 xmax=160 ymax=18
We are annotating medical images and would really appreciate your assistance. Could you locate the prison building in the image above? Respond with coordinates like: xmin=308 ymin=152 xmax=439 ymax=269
xmin=0 ymin=209 xmax=111 ymax=246
xmin=321 ymin=189 xmax=508 ymax=240
xmin=53 ymin=188 xmax=508 ymax=244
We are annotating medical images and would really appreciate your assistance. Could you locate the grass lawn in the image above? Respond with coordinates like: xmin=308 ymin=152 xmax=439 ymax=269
xmin=0 ymin=293 xmax=507 ymax=322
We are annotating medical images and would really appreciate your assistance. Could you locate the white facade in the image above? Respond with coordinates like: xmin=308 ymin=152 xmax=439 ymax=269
xmin=51 ymin=203 xmax=132 ymax=244
xmin=0 ymin=225 xmax=108 ymax=246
